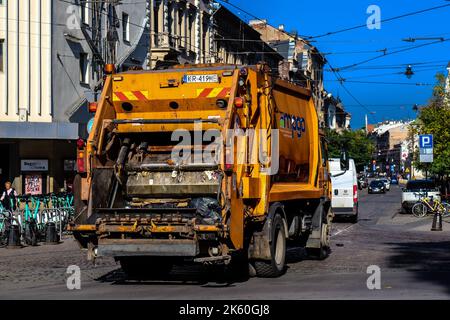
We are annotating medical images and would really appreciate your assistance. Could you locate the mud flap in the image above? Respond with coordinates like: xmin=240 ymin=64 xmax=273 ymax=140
xmin=248 ymin=203 xmax=288 ymax=261
xmin=305 ymin=198 xmax=330 ymax=250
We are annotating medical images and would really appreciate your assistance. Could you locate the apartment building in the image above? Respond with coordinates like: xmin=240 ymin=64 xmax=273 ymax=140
xmin=148 ymin=0 xmax=215 ymax=68
xmin=0 ymin=0 xmax=149 ymax=194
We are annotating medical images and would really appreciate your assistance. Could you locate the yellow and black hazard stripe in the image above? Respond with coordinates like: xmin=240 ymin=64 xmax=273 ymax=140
xmin=196 ymin=87 xmax=232 ymax=98
xmin=113 ymin=91 xmax=150 ymax=102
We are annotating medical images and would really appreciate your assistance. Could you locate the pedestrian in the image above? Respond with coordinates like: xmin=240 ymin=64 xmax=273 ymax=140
xmin=1 ymin=181 xmax=18 ymax=212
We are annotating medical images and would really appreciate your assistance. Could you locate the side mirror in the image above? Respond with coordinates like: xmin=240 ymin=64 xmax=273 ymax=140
xmin=340 ymin=150 xmax=350 ymax=171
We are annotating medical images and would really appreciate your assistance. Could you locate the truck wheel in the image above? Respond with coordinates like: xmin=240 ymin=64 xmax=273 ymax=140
xmin=306 ymin=208 xmax=332 ymax=260
xmin=118 ymin=257 xmax=173 ymax=280
xmin=253 ymin=214 xmax=286 ymax=278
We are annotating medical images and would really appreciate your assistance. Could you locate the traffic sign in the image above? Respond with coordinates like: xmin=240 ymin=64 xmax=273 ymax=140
xmin=419 ymin=134 xmax=433 ymax=148
xmin=419 ymin=134 xmax=433 ymax=163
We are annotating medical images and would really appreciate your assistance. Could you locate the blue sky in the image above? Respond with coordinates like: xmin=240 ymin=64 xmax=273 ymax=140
xmin=222 ymin=0 xmax=450 ymax=128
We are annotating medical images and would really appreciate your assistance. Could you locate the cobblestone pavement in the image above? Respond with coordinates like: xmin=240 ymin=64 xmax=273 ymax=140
xmin=1 ymin=185 xmax=449 ymax=299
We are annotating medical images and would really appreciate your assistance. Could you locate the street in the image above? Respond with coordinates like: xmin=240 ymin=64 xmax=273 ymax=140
xmin=1 ymin=185 xmax=449 ymax=300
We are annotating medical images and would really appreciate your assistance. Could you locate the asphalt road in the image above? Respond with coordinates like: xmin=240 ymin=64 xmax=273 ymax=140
xmin=1 ymin=185 xmax=450 ymax=299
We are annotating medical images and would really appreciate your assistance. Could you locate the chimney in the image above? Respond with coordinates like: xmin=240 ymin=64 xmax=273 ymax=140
xmin=278 ymin=24 xmax=285 ymax=31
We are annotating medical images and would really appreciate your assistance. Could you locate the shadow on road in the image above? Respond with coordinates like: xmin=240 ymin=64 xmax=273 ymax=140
xmin=95 ymin=264 xmax=250 ymax=287
xmin=95 ymin=244 xmax=314 ymax=286
xmin=386 ymin=240 xmax=450 ymax=294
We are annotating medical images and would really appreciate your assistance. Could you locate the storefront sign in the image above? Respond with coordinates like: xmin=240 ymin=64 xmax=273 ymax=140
xmin=21 ymin=159 xmax=49 ymax=172
xmin=24 ymin=175 xmax=43 ymax=195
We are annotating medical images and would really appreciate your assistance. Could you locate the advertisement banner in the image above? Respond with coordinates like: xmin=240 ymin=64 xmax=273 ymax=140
xmin=24 ymin=175 xmax=43 ymax=195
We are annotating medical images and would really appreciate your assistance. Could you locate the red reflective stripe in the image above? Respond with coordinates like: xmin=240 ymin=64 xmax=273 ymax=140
xmin=217 ymin=87 xmax=231 ymax=98
xmin=199 ymin=88 xmax=213 ymax=98
xmin=132 ymin=91 xmax=148 ymax=101
xmin=114 ymin=92 xmax=128 ymax=101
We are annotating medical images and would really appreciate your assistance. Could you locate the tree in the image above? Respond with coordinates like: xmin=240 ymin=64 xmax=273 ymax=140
xmin=411 ymin=73 xmax=450 ymax=177
xmin=326 ymin=128 xmax=375 ymax=171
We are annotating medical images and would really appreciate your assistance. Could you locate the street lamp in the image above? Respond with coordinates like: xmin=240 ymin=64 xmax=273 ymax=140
xmin=405 ymin=65 xmax=414 ymax=79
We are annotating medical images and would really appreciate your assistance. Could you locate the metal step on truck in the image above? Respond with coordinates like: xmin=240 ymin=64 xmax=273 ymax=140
xmin=70 ymin=63 xmax=347 ymax=278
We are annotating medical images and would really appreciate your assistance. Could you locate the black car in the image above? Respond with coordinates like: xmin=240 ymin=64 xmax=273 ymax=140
xmin=368 ymin=180 xmax=386 ymax=194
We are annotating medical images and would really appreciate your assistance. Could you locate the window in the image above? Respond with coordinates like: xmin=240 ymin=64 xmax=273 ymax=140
xmin=80 ymin=0 xmax=89 ymax=25
xmin=79 ymin=53 xmax=89 ymax=84
xmin=122 ymin=12 xmax=130 ymax=42
xmin=0 ymin=39 xmax=4 ymax=72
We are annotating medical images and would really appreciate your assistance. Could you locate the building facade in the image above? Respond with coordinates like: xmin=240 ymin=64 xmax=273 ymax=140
xmin=0 ymin=0 xmax=149 ymax=194
xmin=324 ymin=95 xmax=351 ymax=132
xmin=148 ymin=0 xmax=215 ymax=68
xmin=249 ymin=21 xmax=327 ymax=125
xmin=214 ymin=6 xmax=283 ymax=71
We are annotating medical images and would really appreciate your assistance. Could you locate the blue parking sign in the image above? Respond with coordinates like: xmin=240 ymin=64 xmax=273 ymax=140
xmin=419 ymin=134 xmax=433 ymax=148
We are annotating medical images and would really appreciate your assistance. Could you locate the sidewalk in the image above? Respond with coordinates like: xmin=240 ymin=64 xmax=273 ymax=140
xmin=377 ymin=211 xmax=450 ymax=232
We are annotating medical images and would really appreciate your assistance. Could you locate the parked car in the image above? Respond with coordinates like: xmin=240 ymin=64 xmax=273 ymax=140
xmin=329 ymin=158 xmax=359 ymax=223
xmin=401 ymin=180 xmax=441 ymax=213
xmin=379 ymin=178 xmax=391 ymax=191
xmin=368 ymin=180 xmax=386 ymax=194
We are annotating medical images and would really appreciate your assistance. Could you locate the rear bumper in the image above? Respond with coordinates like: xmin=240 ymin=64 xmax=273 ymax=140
xmin=332 ymin=207 xmax=357 ymax=216
xmin=97 ymin=239 xmax=199 ymax=257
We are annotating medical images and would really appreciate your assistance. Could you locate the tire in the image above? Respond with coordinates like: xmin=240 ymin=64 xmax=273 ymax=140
xmin=412 ymin=203 xmax=428 ymax=218
xmin=349 ymin=213 xmax=359 ymax=224
xmin=253 ymin=214 xmax=286 ymax=278
xmin=118 ymin=257 xmax=173 ymax=280
xmin=306 ymin=207 xmax=332 ymax=260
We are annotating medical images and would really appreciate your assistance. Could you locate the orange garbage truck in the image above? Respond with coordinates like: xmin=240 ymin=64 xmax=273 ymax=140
xmin=70 ymin=63 xmax=339 ymax=278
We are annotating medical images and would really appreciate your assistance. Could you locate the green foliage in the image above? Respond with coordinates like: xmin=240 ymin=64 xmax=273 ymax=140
xmin=411 ymin=73 xmax=450 ymax=176
xmin=326 ymin=128 xmax=375 ymax=171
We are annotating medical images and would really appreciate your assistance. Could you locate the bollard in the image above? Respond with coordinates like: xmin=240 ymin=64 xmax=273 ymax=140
xmin=6 ymin=225 xmax=22 ymax=249
xmin=431 ymin=212 xmax=443 ymax=231
xmin=45 ymin=222 xmax=60 ymax=244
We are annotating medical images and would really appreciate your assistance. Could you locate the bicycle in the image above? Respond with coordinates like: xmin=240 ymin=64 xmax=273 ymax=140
xmin=411 ymin=195 xmax=449 ymax=218
xmin=0 ymin=211 xmax=21 ymax=246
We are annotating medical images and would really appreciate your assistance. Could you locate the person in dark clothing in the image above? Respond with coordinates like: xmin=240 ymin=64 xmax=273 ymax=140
xmin=1 ymin=181 xmax=18 ymax=211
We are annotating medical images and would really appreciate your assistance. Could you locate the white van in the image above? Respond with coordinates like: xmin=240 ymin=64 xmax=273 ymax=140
xmin=329 ymin=158 xmax=359 ymax=223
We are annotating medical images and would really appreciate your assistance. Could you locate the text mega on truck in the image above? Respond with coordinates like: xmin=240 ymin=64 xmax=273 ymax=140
xmin=70 ymin=63 xmax=348 ymax=278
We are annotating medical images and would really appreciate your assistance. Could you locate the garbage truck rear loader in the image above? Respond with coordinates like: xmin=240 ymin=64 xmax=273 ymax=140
xmin=70 ymin=63 xmax=333 ymax=278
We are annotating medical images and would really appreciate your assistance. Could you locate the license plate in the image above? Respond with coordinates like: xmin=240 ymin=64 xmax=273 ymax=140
xmin=183 ymin=74 xmax=219 ymax=83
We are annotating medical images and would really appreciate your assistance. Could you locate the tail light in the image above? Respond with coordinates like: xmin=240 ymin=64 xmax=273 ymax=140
xmin=353 ymin=185 xmax=358 ymax=204
xmin=77 ymin=152 xmax=86 ymax=174
xmin=88 ymin=102 xmax=98 ymax=113
xmin=76 ymin=138 xmax=85 ymax=150
xmin=104 ymin=63 xmax=115 ymax=74
xmin=77 ymin=139 xmax=86 ymax=174
xmin=234 ymin=97 xmax=244 ymax=108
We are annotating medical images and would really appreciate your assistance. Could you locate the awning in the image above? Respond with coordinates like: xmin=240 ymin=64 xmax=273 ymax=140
xmin=0 ymin=122 xmax=79 ymax=140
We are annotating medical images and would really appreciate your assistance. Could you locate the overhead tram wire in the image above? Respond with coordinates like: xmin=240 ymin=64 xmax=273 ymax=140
xmin=306 ymin=3 xmax=450 ymax=40
xmin=333 ymin=39 xmax=450 ymax=71
xmin=327 ymin=80 xmax=433 ymax=86
xmin=326 ymin=61 xmax=376 ymax=121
